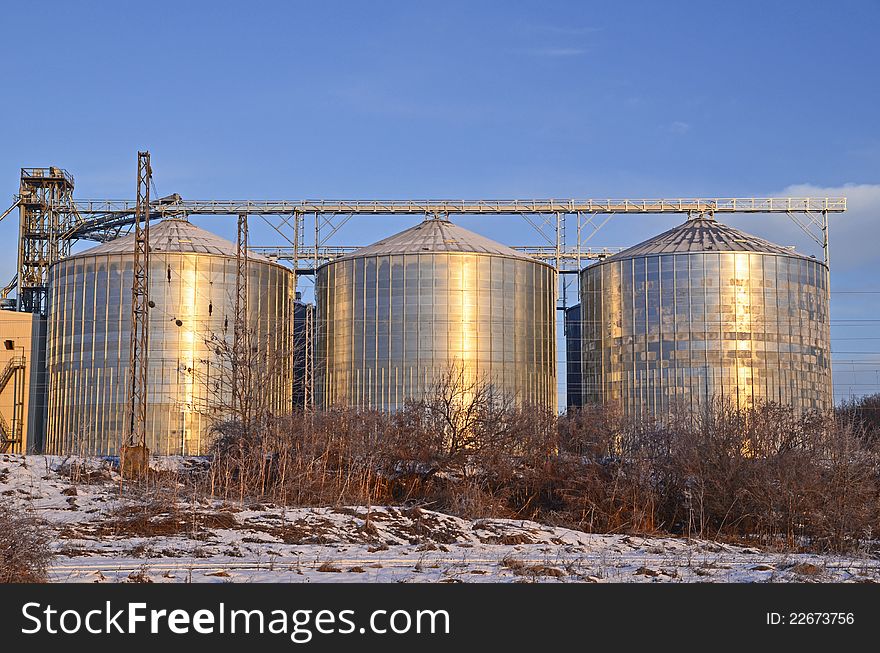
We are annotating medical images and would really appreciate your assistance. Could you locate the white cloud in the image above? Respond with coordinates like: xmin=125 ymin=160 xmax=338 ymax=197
xmin=667 ymin=121 xmax=691 ymax=135
xmin=724 ymin=183 xmax=880 ymax=277
xmin=779 ymin=182 xmax=880 ymax=274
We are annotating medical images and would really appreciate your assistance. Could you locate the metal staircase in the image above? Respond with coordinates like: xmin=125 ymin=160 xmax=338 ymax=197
xmin=0 ymin=356 xmax=26 ymax=453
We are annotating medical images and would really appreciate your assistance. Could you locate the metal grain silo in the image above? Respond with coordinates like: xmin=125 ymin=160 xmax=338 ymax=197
xmin=578 ymin=216 xmax=831 ymax=417
xmin=316 ymin=218 xmax=557 ymax=410
xmin=45 ymin=218 xmax=295 ymax=455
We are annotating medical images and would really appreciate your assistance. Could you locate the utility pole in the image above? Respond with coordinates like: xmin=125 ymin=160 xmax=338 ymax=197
xmin=122 ymin=151 xmax=152 ymax=475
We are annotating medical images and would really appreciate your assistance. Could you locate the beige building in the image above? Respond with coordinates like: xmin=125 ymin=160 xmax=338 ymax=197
xmin=0 ymin=310 xmax=47 ymax=453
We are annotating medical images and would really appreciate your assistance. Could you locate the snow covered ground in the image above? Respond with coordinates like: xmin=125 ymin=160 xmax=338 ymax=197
xmin=2 ymin=454 xmax=878 ymax=583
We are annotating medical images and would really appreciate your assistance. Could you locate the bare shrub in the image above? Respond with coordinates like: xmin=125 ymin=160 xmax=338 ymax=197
xmin=0 ymin=505 xmax=55 ymax=583
xmin=201 ymin=362 xmax=880 ymax=554
xmin=837 ymin=393 xmax=880 ymax=442
xmin=551 ymin=399 xmax=879 ymax=552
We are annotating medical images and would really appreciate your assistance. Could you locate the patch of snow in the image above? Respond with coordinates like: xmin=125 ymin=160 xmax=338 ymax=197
xmin=1 ymin=454 xmax=877 ymax=584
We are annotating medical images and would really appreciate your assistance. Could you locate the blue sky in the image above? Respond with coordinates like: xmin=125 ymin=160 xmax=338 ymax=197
xmin=1 ymin=0 xmax=878 ymax=401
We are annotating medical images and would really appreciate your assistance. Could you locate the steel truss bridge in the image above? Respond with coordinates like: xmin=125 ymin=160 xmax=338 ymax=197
xmin=0 ymin=166 xmax=847 ymax=314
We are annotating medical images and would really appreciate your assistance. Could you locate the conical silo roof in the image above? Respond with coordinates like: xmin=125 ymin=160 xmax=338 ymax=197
xmin=603 ymin=216 xmax=817 ymax=263
xmin=336 ymin=218 xmax=533 ymax=261
xmin=68 ymin=217 xmax=273 ymax=262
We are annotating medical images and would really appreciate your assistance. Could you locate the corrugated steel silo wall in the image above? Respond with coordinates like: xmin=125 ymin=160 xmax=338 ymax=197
xmin=291 ymin=301 xmax=313 ymax=409
xmin=316 ymin=253 xmax=557 ymax=410
xmin=564 ymin=304 xmax=583 ymax=411
xmin=45 ymin=252 xmax=295 ymax=455
xmin=579 ymin=252 xmax=831 ymax=416
xmin=27 ymin=314 xmax=48 ymax=453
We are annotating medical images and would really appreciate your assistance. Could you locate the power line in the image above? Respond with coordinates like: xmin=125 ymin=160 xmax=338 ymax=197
xmin=832 ymin=336 xmax=880 ymax=340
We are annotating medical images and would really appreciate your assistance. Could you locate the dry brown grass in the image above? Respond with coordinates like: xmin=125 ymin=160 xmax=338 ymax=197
xmin=317 ymin=562 xmax=342 ymax=573
xmin=126 ymin=564 xmax=153 ymax=583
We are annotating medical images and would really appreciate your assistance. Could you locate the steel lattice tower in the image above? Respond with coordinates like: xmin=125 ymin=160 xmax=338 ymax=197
xmin=233 ymin=212 xmax=250 ymax=422
xmin=125 ymin=152 xmax=152 ymax=447
xmin=16 ymin=168 xmax=75 ymax=314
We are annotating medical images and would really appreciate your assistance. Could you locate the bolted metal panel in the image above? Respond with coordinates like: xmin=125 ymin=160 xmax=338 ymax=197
xmin=316 ymin=219 xmax=557 ymax=411
xmin=578 ymin=218 xmax=832 ymax=417
xmin=44 ymin=219 xmax=296 ymax=455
